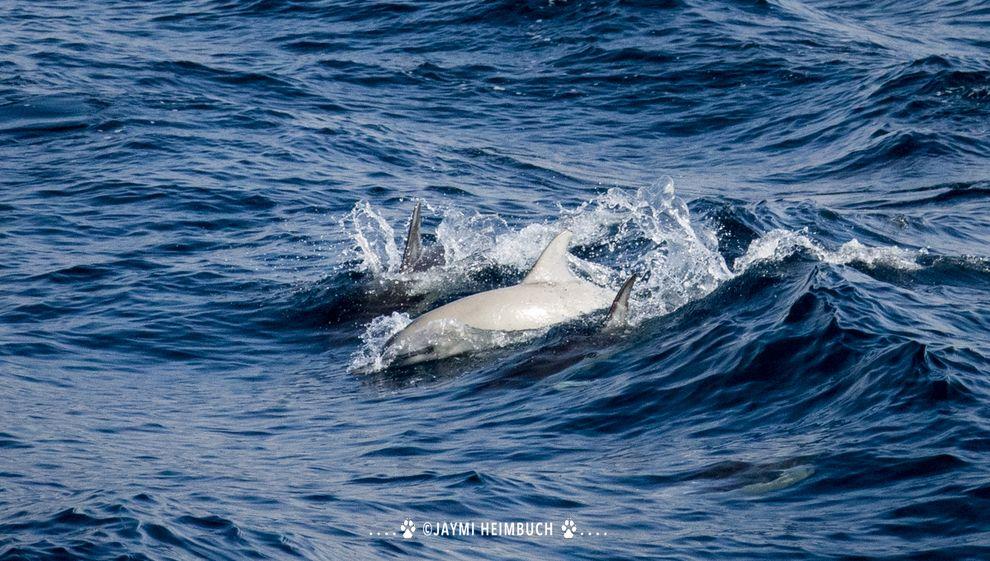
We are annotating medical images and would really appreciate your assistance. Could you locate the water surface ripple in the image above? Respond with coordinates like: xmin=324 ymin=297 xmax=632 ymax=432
xmin=2 ymin=1 xmax=989 ymax=560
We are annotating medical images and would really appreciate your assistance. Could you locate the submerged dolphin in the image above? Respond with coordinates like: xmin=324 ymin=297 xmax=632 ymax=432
xmin=382 ymin=230 xmax=636 ymax=367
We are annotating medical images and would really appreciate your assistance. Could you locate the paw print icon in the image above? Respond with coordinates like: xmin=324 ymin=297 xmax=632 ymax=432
xmin=400 ymin=519 xmax=416 ymax=539
xmin=561 ymin=519 xmax=576 ymax=539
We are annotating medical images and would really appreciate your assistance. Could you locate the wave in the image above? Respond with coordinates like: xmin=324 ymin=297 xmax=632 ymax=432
xmin=733 ymin=229 xmax=922 ymax=272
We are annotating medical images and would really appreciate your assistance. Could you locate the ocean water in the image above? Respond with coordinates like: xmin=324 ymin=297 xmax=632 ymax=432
xmin=2 ymin=1 xmax=989 ymax=559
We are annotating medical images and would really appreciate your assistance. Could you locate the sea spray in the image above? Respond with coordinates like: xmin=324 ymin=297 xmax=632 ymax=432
xmin=344 ymin=179 xmax=923 ymax=370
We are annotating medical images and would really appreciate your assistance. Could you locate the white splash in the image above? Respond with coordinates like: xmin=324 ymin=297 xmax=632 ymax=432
xmin=350 ymin=311 xmax=412 ymax=373
xmin=733 ymin=229 xmax=921 ymax=272
xmin=553 ymin=177 xmax=734 ymax=321
xmin=343 ymin=201 xmax=401 ymax=274
xmin=343 ymin=178 xmax=922 ymax=371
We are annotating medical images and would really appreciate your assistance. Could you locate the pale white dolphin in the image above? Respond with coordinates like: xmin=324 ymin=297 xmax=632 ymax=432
xmin=382 ymin=230 xmax=635 ymax=367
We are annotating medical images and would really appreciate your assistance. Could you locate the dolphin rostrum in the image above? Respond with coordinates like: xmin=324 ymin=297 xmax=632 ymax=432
xmin=382 ymin=230 xmax=636 ymax=367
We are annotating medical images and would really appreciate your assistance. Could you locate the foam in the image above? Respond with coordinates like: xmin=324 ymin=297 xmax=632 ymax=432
xmin=733 ymin=229 xmax=922 ymax=272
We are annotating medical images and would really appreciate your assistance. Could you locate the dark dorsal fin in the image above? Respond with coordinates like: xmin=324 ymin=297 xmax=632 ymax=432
xmin=400 ymin=202 xmax=422 ymax=272
xmin=604 ymin=274 xmax=636 ymax=329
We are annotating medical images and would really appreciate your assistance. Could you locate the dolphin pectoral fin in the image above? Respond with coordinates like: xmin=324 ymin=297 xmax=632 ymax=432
xmin=522 ymin=230 xmax=580 ymax=285
xmin=400 ymin=201 xmax=423 ymax=272
xmin=604 ymin=274 xmax=636 ymax=329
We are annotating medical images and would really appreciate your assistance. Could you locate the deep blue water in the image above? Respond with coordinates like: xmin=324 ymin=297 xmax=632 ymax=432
xmin=2 ymin=1 xmax=990 ymax=559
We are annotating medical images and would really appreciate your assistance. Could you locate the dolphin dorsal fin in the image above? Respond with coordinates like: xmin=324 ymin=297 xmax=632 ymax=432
xmin=400 ymin=202 xmax=422 ymax=272
xmin=522 ymin=230 xmax=579 ymax=284
xmin=604 ymin=274 xmax=636 ymax=329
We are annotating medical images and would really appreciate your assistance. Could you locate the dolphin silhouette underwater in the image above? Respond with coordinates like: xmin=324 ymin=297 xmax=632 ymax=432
xmin=382 ymin=229 xmax=636 ymax=367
